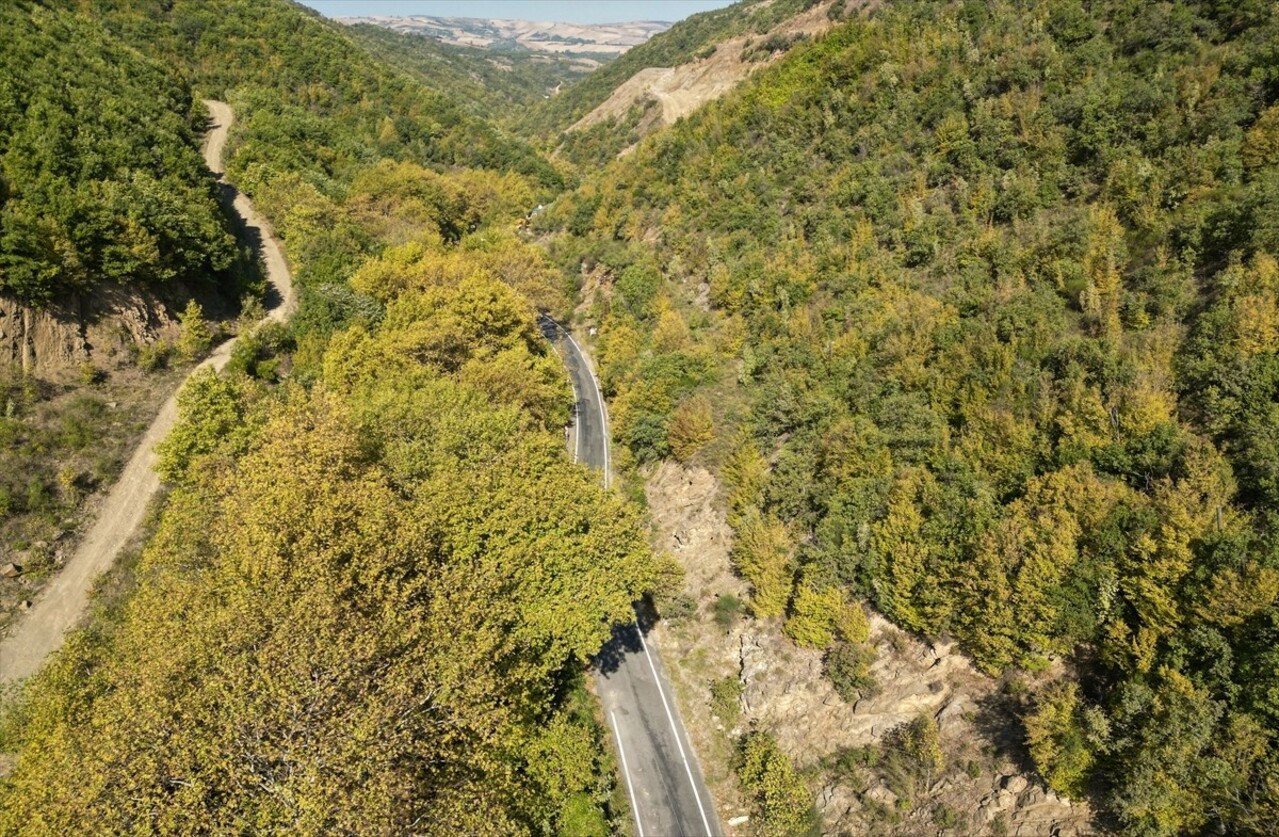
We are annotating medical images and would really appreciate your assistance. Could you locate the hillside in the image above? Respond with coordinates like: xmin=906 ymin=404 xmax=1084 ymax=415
xmin=4 ymin=0 xmax=1279 ymax=834
xmin=0 ymin=0 xmax=660 ymax=832
xmin=544 ymin=0 xmax=1279 ymax=833
xmin=340 ymin=22 xmax=593 ymax=127
xmin=519 ymin=0 xmax=833 ymax=141
xmin=0 ymin=0 xmax=565 ymax=649
xmin=337 ymin=14 xmax=668 ymax=57
xmin=0 ymin=2 xmax=236 ymax=309
xmin=85 ymin=0 xmax=561 ymax=191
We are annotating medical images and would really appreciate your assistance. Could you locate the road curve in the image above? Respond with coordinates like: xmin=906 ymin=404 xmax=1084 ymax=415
xmin=0 ymin=101 xmax=295 ymax=686
xmin=541 ymin=315 xmax=722 ymax=837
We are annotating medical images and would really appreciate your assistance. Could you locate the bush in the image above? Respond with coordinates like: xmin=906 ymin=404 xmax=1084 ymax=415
xmin=0 ymin=484 xmax=17 ymax=518
xmin=731 ymin=514 xmax=793 ymax=618
xmin=1024 ymin=681 xmax=1101 ymax=799
xmin=668 ymin=395 xmax=714 ymax=461
xmin=177 ymin=299 xmax=213 ymax=361
xmin=710 ymin=676 xmax=743 ymax=726
xmin=25 ymin=478 xmax=52 ymax=514
xmin=135 ymin=340 xmax=171 ymax=372
xmin=77 ymin=362 xmax=103 ymax=385
xmin=889 ymin=715 xmax=944 ymax=775
xmin=660 ymin=592 xmax=697 ymax=621
xmin=713 ymin=593 xmax=746 ymax=629
xmin=785 ymin=585 xmax=869 ymax=648
xmin=737 ymin=730 xmax=818 ymax=837
xmin=824 ymin=641 xmax=878 ymax=703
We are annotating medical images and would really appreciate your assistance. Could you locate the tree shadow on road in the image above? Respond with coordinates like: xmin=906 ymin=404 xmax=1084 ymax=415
xmin=594 ymin=598 xmax=661 ymax=676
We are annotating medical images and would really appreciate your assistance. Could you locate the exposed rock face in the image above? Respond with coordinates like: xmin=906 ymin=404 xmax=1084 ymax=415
xmin=569 ymin=0 xmax=862 ymax=147
xmin=0 ymin=286 xmax=180 ymax=378
xmin=644 ymin=459 xmax=1098 ymax=836
xmin=737 ymin=616 xmax=987 ymax=758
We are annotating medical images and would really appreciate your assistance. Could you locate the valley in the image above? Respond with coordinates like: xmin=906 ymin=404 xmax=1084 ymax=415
xmin=3 ymin=1 xmax=1279 ymax=835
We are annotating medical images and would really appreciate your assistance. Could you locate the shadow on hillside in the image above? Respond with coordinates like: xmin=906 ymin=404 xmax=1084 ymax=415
xmin=213 ymin=181 xmax=279 ymax=314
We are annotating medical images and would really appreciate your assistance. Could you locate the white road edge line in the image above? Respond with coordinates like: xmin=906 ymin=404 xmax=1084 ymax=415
xmin=573 ymin=399 xmax=582 ymax=465
xmin=638 ymin=628 xmax=714 ymax=837
xmin=610 ymin=709 xmax=645 ymax=837
xmin=561 ymin=327 xmax=610 ymax=489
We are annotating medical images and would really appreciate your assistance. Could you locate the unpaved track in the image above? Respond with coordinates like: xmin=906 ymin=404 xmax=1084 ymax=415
xmin=0 ymin=101 xmax=294 ymax=686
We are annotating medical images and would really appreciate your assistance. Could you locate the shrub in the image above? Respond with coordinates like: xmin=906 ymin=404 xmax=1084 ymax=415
xmin=824 ymin=641 xmax=878 ymax=703
xmin=890 ymin=715 xmax=944 ymax=775
xmin=668 ymin=395 xmax=714 ymax=461
xmin=731 ymin=514 xmax=793 ymax=618
xmin=785 ymin=585 xmax=869 ymax=648
xmin=177 ymin=299 xmax=213 ymax=361
xmin=713 ymin=593 xmax=746 ymax=629
xmin=77 ymin=361 xmax=103 ymax=385
xmin=710 ymin=676 xmax=743 ymax=726
xmin=660 ymin=592 xmax=698 ymax=621
xmin=1024 ymin=681 xmax=1101 ymax=799
xmin=136 ymin=340 xmax=171 ymax=372
xmin=737 ymin=730 xmax=817 ymax=837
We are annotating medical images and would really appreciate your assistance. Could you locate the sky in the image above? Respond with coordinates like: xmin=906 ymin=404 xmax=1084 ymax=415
xmin=296 ymin=1 xmax=737 ymax=24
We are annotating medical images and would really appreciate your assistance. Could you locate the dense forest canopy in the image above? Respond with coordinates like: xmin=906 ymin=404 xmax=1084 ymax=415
xmin=82 ymin=0 xmax=563 ymax=191
xmin=0 ymin=2 xmax=235 ymax=304
xmin=0 ymin=238 xmax=658 ymax=833
xmin=543 ymin=0 xmax=1279 ymax=832
xmin=0 ymin=0 xmax=563 ymax=307
xmin=4 ymin=0 xmax=1279 ymax=832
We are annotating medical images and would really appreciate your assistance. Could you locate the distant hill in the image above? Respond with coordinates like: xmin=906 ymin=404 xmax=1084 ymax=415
xmin=341 ymin=22 xmax=594 ymax=128
xmin=336 ymin=15 xmax=669 ymax=57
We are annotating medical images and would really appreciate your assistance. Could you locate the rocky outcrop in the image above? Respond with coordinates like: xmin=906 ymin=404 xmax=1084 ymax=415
xmin=0 ymin=286 xmax=181 ymax=378
xmin=644 ymin=459 xmax=1098 ymax=836
xmin=568 ymin=0 xmax=863 ymax=148
xmin=736 ymin=616 xmax=989 ymax=759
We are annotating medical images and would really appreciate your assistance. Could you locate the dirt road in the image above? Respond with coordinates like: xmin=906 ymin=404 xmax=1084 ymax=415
xmin=0 ymin=101 xmax=295 ymax=686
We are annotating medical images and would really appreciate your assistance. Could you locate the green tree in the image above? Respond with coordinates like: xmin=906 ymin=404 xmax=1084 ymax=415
xmin=1025 ymin=682 xmax=1103 ymax=799
xmin=732 ymin=514 xmax=794 ymax=618
xmin=737 ymin=731 xmax=816 ymax=837
xmin=176 ymin=299 xmax=213 ymax=361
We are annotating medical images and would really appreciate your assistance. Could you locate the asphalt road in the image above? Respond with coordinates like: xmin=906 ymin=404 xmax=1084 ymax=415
xmin=541 ymin=315 xmax=722 ymax=837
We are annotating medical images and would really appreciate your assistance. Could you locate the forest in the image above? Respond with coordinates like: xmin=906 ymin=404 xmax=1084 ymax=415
xmin=0 ymin=3 xmax=236 ymax=304
xmin=541 ymin=0 xmax=1279 ymax=833
xmin=2 ymin=0 xmax=1279 ymax=833
xmin=0 ymin=0 xmax=656 ymax=833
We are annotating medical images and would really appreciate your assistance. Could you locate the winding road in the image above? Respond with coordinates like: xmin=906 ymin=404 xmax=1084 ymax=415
xmin=541 ymin=315 xmax=722 ymax=837
xmin=0 ymin=101 xmax=295 ymax=686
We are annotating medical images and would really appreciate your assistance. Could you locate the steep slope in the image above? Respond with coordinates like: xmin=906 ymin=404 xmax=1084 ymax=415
xmin=568 ymin=0 xmax=845 ymax=135
xmin=545 ymin=0 xmax=1279 ymax=834
xmin=520 ymin=0 xmax=837 ymax=141
xmin=0 ymin=2 xmax=662 ymax=833
xmin=83 ymin=0 xmax=561 ymax=191
xmin=0 ymin=2 xmax=236 ymax=309
xmin=0 ymin=99 xmax=295 ymax=687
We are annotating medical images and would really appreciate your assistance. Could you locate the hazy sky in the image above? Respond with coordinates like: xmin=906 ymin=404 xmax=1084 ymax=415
xmin=297 ymin=1 xmax=737 ymax=24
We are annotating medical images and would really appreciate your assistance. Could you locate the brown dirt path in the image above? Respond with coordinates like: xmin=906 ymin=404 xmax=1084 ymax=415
xmin=0 ymin=101 xmax=295 ymax=686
